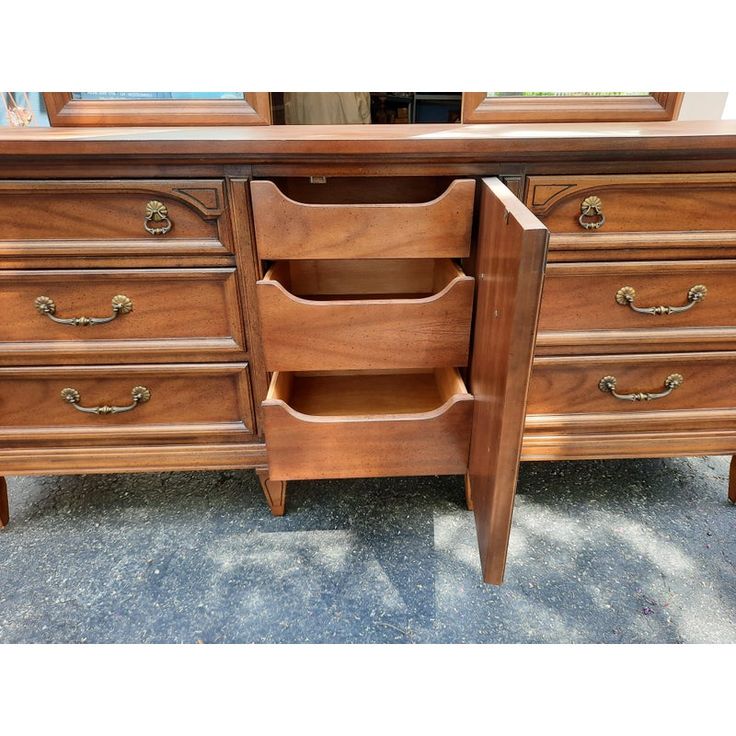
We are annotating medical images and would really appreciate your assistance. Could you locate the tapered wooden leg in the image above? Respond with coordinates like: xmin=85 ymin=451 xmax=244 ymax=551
xmin=464 ymin=473 xmax=474 ymax=511
xmin=729 ymin=456 xmax=736 ymax=504
xmin=0 ymin=477 xmax=8 ymax=528
xmin=256 ymin=467 xmax=286 ymax=516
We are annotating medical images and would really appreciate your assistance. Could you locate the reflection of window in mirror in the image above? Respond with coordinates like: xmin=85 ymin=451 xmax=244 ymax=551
xmin=487 ymin=92 xmax=648 ymax=98
xmin=271 ymin=93 xmax=462 ymax=124
xmin=72 ymin=92 xmax=244 ymax=100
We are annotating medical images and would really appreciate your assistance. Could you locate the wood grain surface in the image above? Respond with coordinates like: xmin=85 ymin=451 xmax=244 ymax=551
xmin=257 ymin=259 xmax=474 ymax=370
xmin=262 ymin=368 xmax=473 ymax=480
xmin=527 ymin=174 xmax=736 ymax=233
xmin=251 ymin=179 xmax=474 ymax=259
xmin=0 ymin=268 xmax=245 ymax=364
xmin=467 ymin=178 xmax=549 ymax=584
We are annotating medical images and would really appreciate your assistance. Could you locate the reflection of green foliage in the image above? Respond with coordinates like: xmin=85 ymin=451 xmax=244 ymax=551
xmin=490 ymin=92 xmax=647 ymax=97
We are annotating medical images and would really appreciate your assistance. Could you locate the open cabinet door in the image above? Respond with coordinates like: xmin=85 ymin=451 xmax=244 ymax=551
xmin=468 ymin=177 xmax=549 ymax=584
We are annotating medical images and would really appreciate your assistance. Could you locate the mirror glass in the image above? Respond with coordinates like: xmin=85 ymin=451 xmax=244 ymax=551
xmin=71 ymin=92 xmax=244 ymax=100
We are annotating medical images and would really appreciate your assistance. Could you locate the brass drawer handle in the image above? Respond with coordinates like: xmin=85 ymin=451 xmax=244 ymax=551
xmin=615 ymin=284 xmax=707 ymax=315
xmin=35 ymin=294 xmax=133 ymax=327
xmin=60 ymin=385 xmax=151 ymax=416
xmin=598 ymin=373 xmax=683 ymax=402
xmin=144 ymin=200 xmax=172 ymax=235
xmin=578 ymin=195 xmax=605 ymax=230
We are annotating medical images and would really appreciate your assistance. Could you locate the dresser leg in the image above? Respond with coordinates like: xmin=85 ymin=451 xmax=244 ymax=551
xmin=0 ymin=477 xmax=8 ymax=528
xmin=256 ymin=467 xmax=286 ymax=516
xmin=464 ymin=473 xmax=474 ymax=511
xmin=729 ymin=456 xmax=736 ymax=505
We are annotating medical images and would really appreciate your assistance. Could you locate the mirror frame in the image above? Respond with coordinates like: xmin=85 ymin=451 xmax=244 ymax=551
xmin=43 ymin=92 xmax=272 ymax=126
xmin=462 ymin=92 xmax=683 ymax=123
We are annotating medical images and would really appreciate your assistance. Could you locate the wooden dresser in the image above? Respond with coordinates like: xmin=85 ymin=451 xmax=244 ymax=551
xmin=1 ymin=122 xmax=735 ymax=584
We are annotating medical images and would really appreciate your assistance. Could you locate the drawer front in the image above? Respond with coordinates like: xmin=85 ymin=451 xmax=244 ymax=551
xmin=0 ymin=180 xmax=231 ymax=260
xmin=526 ymin=352 xmax=736 ymax=419
xmin=0 ymin=269 xmax=246 ymax=364
xmin=262 ymin=369 xmax=473 ymax=480
xmin=526 ymin=174 xmax=736 ymax=233
xmin=0 ymin=363 xmax=255 ymax=447
xmin=251 ymin=179 xmax=474 ymax=259
xmin=536 ymin=260 xmax=736 ymax=353
xmin=256 ymin=259 xmax=474 ymax=370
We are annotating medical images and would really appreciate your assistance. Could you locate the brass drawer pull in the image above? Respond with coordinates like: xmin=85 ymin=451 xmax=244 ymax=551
xmin=144 ymin=200 xmax=172 ymax=235
xmin=60 ymin=385 xmax=151 ymax=415
xmin=578 ymin=195 xmax=605 ymax=230
xmin=615 ymin=284 xmax=707 ymax=315
xmin=598 ymin=373 xmax=683 ymax=402
xmin=35 ymin=294 xmax=133 ymax=327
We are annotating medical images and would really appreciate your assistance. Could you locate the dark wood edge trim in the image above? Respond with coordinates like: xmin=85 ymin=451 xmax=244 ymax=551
xmin=462 ymin=93 xmax=684 ymax=123
xmin=0 ymin=443 xmax=267 ymax=474
xmin=526 ymin=407 xmax=736 ymax=429
xmin=0 ymin=338 xmax=245 ymax=361
xmin=521 ymin=431 xmax=736 ymax=461
xmin=535 ymin=326 xmax=736 ymax=350
xmin=43 ymin=93 xmax=272 ymax=127
xmin=226 ymin=178 xmax=268 ymax=437
xmin=533 ymin=350 xmax=736 ymax=366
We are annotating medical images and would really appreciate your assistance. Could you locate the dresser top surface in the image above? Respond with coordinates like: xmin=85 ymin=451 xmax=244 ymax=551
xmin=1 ymin=121 xmax=736 ymax=160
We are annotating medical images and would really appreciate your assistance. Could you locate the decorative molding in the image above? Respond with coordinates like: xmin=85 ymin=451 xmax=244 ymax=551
xmin=463 ymin=92 xmax=684 ymax=124
xmin=526 ymin=172 xmax=736 ymax=217
xmin=0 ymin=443 xmax=267 ymax=475
xmin=43 ymin=92 xmax=271 ymax=127
xmin=531 ymin=183 xmax=575 ymax=207
xmin=0 ymin=180 xmax=225 ymax=219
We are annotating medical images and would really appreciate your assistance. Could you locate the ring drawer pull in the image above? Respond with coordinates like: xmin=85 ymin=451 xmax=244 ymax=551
xmin=578 ymin=195 xmax=605 ymax=230
xmin=598 ymin=373 xmax=683 ymax=402
xmin=35 ymin=294 xmax=133 ymax=326
xmin=60 ymin=385 xmax=151 ymax=415
xmin=615 ymin=284 xmax=707 ymax=315
xmin=144 ymin=200 xmax=172 ymax=235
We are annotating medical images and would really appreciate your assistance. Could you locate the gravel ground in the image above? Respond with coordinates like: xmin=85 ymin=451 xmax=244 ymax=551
xmin=1 ymin=455 xmax=735 ymax=643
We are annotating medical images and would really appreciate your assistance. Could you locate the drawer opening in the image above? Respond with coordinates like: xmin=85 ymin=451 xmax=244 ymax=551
xmin=265 ymin=368 xmax=471 ymax=420
xmin=260 ymin=258 xmax=468 ymax=302
xmin=250 ymin=179 xmax=474 ymax=260
xmin=264 ymin=176 xmax=457 ymax=204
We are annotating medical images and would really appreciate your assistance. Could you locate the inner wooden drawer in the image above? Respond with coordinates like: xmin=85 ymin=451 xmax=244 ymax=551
xmin=0 ymin=363 xmax=255 ymax=448
xmin=0 ymin=268 xmax=246 ymax=365
xmin=257 ymin=259 xmax=474 ymax=370
xmin=250 ymin=178 xmax=475 ymax=259
xmin=262 ymin=368 xmax=473 ymax=480
xmin=536 ymin=260 xmax=736 ymax=354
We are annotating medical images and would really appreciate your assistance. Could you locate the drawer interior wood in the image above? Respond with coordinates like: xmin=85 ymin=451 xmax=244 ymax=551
xmin=251 ymin=178 xmax=475 ymax=260
xmin=262 ymin=368 xmax=473 ymax=480
xmin=268 ymin=368 xmax=469 ymax=418
xmin=263 ymin=258 xmax=465 ymax=300
xmin=268 ymin=176 xmax=456 ymax=204
xmin=257 ymin=259 xmax=474 ymax=371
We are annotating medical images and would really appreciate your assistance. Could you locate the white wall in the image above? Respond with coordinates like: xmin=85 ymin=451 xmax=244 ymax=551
xmin=678 ymin=92 xmax=729 ymax=120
